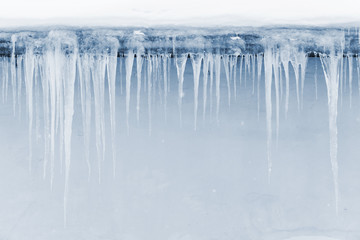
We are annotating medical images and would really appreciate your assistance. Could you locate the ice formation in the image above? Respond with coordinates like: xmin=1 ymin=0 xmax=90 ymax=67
xmin=0 ymin=26 xmax=358 ymax=225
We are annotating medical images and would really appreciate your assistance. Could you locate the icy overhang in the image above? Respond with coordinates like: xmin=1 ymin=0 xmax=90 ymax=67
xmin=0 ymin=26 xmax=358 ymax=57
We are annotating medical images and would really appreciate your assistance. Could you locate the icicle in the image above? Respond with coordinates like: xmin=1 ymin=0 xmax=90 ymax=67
xmin=244 ymin=54 xmax=250 ymax=88
xmin=239 ymin=55 xmax=243 ymax=88
xmin=191 ymin=53 xmax=203 ymax=130
xmin=273 ymin=51 xmax=280 ymax=147
xmin=257 ymin=54 xmax=263 ymax=120
xmin=290 ymin=55 xmax=301 ymax=111
xmin=315 ymin=59 xmax=318 ymax=100
xmin=175 ymin=54 xmax=187 ymax=127
xmin=252 ymin=54 xmax=256 ymax=95
xmin=222 ymin=55 xmax=231 ymax=107
xmin=17 ymin=56 xmax=23 ymax=117
xmin=147 ymin=56 xmax=153 ymax=135
xmin=339 ymin=57 xmax=344 ymax=107
xmin=348 ymin=55 xmax=353 ymax=108
xmin=232 ymin=56 xmax=238 ymax=101
xmin=209 ymin=55 xmax=214 ymax=119
xmin=62 ymin=45 xmax=77 ymax=227
xmin=77 ymin=55 xmax=91 ymax=179
xmin=281 ymin=49 xmax=290 ymax=118
xmin=320 ymin=49 xmax=342 ymax=215
xmin=299 ymin=52 xmax=308 ymax=110
xmin=214 ymin=54 xmax=221 ymax=123
xmin=91 ymin=54 xmax=107 ymax=183
xmin=136 ymin=52 xmax=144 ymax=123
xmin=162 ymin=55 xmax=167 ymax=122
xmin=107 ymin=44 xmax=119 ymax=177
xmin=11 ymin=35 xmax=17 ymax=115
xmin=264 ymin=47 xmax=273 ymax=181
xmin=1 ymin=58 xmax=9 ymax=104
xmin=24 ymin=47 xmax=35 ymax=172
xmin=202 ymin=53 xmax=211 ymax=121
xmin=119 ymin=57 xmax=123 ymax=94
xmin=39 ymin=55 xmax=50 ymax=185
xmin=357 ymin=58 xmax=360 ymax=98
xmin=125 ymin=50 xmax=134 ymax=135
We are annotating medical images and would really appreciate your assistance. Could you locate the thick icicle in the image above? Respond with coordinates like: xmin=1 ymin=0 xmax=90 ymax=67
xmin=77 ymin=55 xmax=92 ymax=179
xmin=63 ymin=46 xmax=77 ymax=227
xmin=125 ymin=51 xmax=134 ymax=135
xmin=175 ymin=54 xmax=187 ymax=127
xmin=91 ymin=54 xmax=107 ymax=183
xmin=191 ymin=53 xmax=203 ymax=130
xmin=320 ymin=49 xmax=342 ymax=214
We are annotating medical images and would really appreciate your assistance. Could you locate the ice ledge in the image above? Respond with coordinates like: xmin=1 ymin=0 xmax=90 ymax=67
xmin=0 ymin=26 xmax=358 ymax=57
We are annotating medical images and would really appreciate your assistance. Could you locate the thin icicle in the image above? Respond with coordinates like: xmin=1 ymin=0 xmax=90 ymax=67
xmin=281 ymin=49 xmax=290 ymax=118
xmin=273 ymin=51 xmax=280 ymax=147
xmin=11 ymin=35 xmax=17 ymax=115
xmin=299 ymin=52 xmax=308 ymax=110
xmin=136 ymin=52 xmax=144 ymax=123
xmin=1 ymin=58 xmax=9 ymax=104
xmin=175 ymin=54 xmax=187 ymax=127
xmin=291 ymin=55 xmax=301 ymax=111
xmin=77 ymin=55 xmax=92 ymax=179
xmin=17 ymin=56 xmax=23 ymax=117
xmin=222 ymin=55 xmax=231 ymax=107
xmin=191 ymin=53 xmax=203 ymax=130
xmin=214 ymin=54 xmax=221 ymax=124
xmin=239 ymin=55 xmax=243 ymax=88
xmin=209 ymin=55 xmax=214 ymax=119
xmin=252 ymin=54 xmax=256 ymax=95
xmin=232 ymin=56 xmax=238 ymax=101
xmin=162 ymin=55 xmax=167 ymax=122
xmin=348 ymin=55 xmax=353 ymax=108
xmin=147 ymin=56 xmax=153 ymax=136
xmin=257 ymin=54 xmax=263 ymax=120
xmin=125 ymin=51 xmax=134 ymax=135
xmin=202 ymin=53 xmax=210 ymax=121
xmin=107 ymin=46 xmax=118 ymax=177
xmin=24 ymin=47 xmax=35 ymax=173
xmin=264 ymin=47 xmax=273 ymax=182
xmin=315 ymin=59 xmax=318 ymax=100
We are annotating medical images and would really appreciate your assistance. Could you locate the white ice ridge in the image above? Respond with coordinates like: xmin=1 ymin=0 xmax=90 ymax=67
xmin=0 ymin=27 xmax=355 ymax=224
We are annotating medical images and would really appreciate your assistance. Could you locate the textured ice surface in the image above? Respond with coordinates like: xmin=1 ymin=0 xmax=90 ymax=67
xmin=0 ymin=26 xmax=360 ymax=239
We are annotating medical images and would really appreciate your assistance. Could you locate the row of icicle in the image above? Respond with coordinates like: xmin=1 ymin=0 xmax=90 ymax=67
xmin=0 ymin=31 xmax=355 ymax=224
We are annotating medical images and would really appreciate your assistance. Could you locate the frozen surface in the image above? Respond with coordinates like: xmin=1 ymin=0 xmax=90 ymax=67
xmin=0 ymin=26 xmax=360 ymax=239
